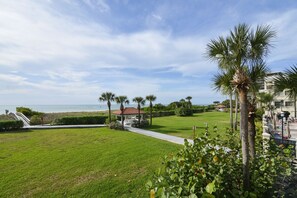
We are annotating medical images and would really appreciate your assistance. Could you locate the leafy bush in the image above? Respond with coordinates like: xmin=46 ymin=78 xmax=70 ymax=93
xmin=53 ymin=116 xmax=107 ymax=125
xmin=105 ymin=115 xmax=117 ymax=124
xmin=255 ymin=108 xmax=265 ymax=121
xmin=30 ymin=115 xmax=44 ymax=125
xmin=16 ymin=106 xmax=43 ymax=118
xmin=175 ymin=107 xmax=193 ymax=116
xmin=108 ymin=121 xmax=123 ymax=130
xmin=147 ymin=130 xmax=294 ymax=197
xmin=0 ymin=120 xmax=23 ymax=131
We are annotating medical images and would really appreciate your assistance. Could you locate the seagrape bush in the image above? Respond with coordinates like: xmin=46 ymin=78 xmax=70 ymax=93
xmin=147 ymin=130 xmax=294 ymax=197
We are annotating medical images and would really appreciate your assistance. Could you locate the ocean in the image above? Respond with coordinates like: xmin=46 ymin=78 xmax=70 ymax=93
xmin=0 ymin=104 xmax=138 ymax=114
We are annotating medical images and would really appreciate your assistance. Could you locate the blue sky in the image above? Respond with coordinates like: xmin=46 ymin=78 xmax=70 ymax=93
xmin=1 ymin=0 xmax=297 ymax=105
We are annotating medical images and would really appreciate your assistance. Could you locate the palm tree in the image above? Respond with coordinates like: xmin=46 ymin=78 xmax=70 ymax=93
xmin=275 ymin=65 xmax=297 ymax=118
xmin=207 ymin=23 xmax=275 ymax=190
xmin=213 ymin=69 xmax=235 ymax=131
xmin=247 ymin=61 xmax=269 ymax=159
xmin=234 ymin=92 xmax=239 ymax=130
xmin=146 ymin=95 xmax=157 ymax=126
xmin=115 ymin=96 xmax=129 ymax=128
xmin=99 ymin=92 xmax=115 ymax=123
xmin=185 ymin=96 xmax=192 ymax=108
xmin=133 ymin=97 xmax=146 ymax=126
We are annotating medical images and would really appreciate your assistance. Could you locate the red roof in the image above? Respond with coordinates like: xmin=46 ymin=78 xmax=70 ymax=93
xmin=113 ymin=107 xmax=145 ymax=115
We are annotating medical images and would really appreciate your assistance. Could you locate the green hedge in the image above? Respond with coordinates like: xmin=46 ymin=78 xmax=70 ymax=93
xmin=0 ymin=120 xmax=23 ymax=131
xmin=53 ymin=116 xmax=108 ymax=125
xmin=150 ymin=111 xmax=175 ymax=117
xmin=16 ymin=106 xmax=43 ymax=118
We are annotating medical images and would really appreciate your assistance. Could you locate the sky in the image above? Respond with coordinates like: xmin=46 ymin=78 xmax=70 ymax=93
xmin=1 ymin=0 xmax=297 ymax=105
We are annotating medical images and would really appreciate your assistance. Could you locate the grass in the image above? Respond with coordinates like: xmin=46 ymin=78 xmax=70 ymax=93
xmin=146 ymin=111 xmax=234 ymax=139
xmin=0 ymin=128 xmax=181 ymax=197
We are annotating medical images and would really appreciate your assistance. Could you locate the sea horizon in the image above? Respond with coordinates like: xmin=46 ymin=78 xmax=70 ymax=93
xmin=0 ymin=104 xmax=138 ymax=114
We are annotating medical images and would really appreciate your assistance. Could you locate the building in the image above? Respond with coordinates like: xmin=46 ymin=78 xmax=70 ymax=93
xmin=258 ymin=72 xmax=296 ymax=116
xmin=113 ymin=107 xmax=145 ymax=125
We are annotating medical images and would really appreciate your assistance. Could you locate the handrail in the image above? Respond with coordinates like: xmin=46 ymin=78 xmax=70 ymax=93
xmin=16 ymin=112 xmax=31 ymax=125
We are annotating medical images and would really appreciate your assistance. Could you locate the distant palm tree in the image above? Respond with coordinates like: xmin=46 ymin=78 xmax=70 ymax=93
xmin=185 ymin=96 xmax=192 ymax=108
xmin=207 ymin=23 xmax=275 ymax=190
xmin=146 ymin=95 xmax=157 ymax=126
xmin=275 ymin=65 xmax=297 ymax=118
xmin=99 ymin=92 xmax=115 ymax=123
xmin=133 ymin=97 xmax=146 ymax=126
xmin=115 ymin=96 xmax=129 ymax=128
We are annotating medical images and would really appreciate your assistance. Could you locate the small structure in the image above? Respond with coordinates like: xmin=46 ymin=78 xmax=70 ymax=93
xmin=113 ymin=107 xmax=145 ymax=125
xmin=216 ymin=104 xmax=226 ymax=112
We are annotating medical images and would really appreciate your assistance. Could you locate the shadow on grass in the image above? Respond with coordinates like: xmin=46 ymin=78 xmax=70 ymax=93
xmin=0 ymin=128 xmax=33 ymax=134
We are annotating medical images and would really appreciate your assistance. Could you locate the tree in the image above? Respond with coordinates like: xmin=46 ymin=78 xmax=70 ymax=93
xmin=99 ymin=92 xmax=115 ymax=123
xmin=207 ymin=23 xmax=275 ymax=190
xmin=185 ymin=96 xmax=192 ymax=108
xmin=115 ymin=96 xmax=129 ymax=128
xmin=247 ymin=61 xmax=269 ymax=159
xmin=133 ymin=97 xmax=146 ymax=126
xmin=146 ymin=95 xmax=157 ymax=126
xmin=275 ymin=65 xmax=297 ymax=118
xmin=213 ymin=69 xmax=235 ymax=131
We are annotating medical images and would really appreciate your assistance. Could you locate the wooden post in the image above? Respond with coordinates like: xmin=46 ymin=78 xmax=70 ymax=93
xmin=193 ymin=126 xmax=196 ymax=138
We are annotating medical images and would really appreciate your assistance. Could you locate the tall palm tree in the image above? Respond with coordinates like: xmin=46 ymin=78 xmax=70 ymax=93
xmin=275 ymin=65 xmax=297 ymax=118
xmin=146 ymin=95 xmax=157 ymax=126
xmin=133 ymin=97 xmax=146 ymax=126
xmin=99 ymin=92 xmax=115 ymax=123
xmin=207 ymin=23 xmax=275 ymax=190
xmin=185 ymin=96 xmax=192 ymax=108
xmin=115 ymin=96 xmax=129 ymax=128
xmin=234 ymin=92 xmax=239 ymax=130
xmin=247 ymin=61 xmax=269 ymax=159
xmin=213 ymin=69 xmax=235 ymax=131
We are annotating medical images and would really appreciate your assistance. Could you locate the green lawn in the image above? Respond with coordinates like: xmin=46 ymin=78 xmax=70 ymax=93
xmin=146 ymin=111 xmax=233 ymax=139
xmin=0 ymin=128 xmax=181 ymax=197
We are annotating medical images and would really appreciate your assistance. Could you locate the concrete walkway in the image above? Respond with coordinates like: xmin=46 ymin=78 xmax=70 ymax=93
xmin=126 ymin=126 xmax=193 ymax=145
xmin=24 ymin=124 xmax=106 ymax=129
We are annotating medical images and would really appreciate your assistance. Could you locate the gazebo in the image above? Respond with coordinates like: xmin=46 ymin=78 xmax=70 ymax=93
xmin=113 ymin=107 xmax=145 ymax=125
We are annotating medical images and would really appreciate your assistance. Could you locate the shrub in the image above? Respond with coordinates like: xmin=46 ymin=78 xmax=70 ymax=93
xmin=105 ymin=115 xmax=117 ymax=124
xmin=16 ymin=106 xmax=43 ymax=118
xmin=147 ymin=130 xmax=294 ymax=197
xmin=175 ymin=107 xmax=193 ymax=116
xmin=30 ymin=115 xmax=44 ymax=125
xmin=108 ymin=121 xmax=123 ymax=130
xmin=0 ymin=120 xmax=23 ymax=131
xmin=53 ymin=116 xmax=107 ymax=125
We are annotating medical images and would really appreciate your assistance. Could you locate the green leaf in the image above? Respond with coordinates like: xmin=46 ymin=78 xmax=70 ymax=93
xmin=205 ymin=181 xmax=215 ymax=194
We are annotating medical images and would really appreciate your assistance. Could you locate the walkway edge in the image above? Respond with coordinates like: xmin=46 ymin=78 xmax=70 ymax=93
xmin=126 ymin=126 xmax=193 ymax=145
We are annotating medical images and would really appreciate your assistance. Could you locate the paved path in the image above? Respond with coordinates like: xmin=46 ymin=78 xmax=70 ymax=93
xmin=126 ymin=126 xmax=193 ymax=145
xmin=24 ymin=124 xmax=106 ymax=129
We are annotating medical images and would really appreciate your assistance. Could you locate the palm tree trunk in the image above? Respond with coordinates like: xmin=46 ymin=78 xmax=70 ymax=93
xmin=150 ymin=103 xmax=153 ymax=126
xmin=248 ymin=102 xmax=256 ymax=160
xmin=229 ymin=92 xmax=234 ymax=131
xmin=108 ymin=101 xmax=111 ymax=123
xmin=234 ymin=93 xmax=238 ymax=130
xmin=238 ymin=89 xmax=250 ymax=190
xmin=294 ymin=94 xmax=296 ymax=118
xmin=138 ymin=106 xmax=141 ymax=126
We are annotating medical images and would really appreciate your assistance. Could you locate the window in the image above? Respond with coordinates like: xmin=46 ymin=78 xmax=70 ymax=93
xmin=285 ymin=90 xmax=291 ymax=96
xmin=285 ymin=101 xmax=294 ymax=107
xmin=274 ymin=101 xmax=282 ymax=108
